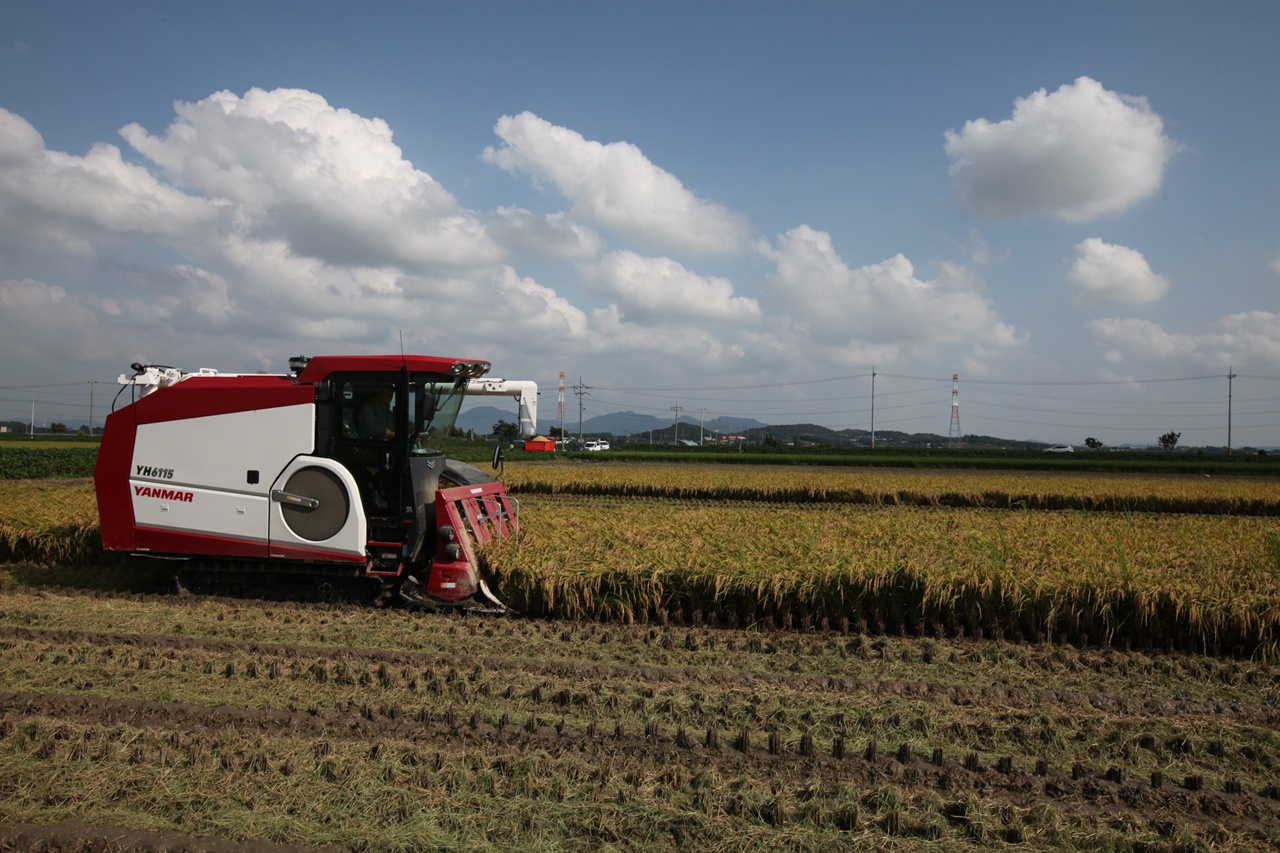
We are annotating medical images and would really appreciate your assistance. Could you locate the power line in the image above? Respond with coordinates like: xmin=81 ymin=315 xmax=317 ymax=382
xmin=879 ymin=372 xmax=1232 ymax=386
xmin=605 ymin=372 xmax=872 ymax=393
xmin=0 ymin=381 xmax=108 ymax=390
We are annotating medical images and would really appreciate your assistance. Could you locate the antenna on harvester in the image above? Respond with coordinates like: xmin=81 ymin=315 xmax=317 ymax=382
xmin=557 ymin=371 xmax=566 ymax=441
xmin=948 ymin=373 xmax=962 ymax=448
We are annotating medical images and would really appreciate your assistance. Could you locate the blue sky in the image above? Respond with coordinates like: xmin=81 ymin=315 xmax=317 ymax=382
xmin=1 ymin=0 xmax=1276 ymax=447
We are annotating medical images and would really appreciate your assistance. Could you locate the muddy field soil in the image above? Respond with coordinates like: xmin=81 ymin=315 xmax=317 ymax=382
xmin=0 ymin=585 xmax=1277 ymax=851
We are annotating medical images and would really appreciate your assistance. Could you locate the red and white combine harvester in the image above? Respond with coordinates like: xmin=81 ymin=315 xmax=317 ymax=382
xmin=94 ymin=355 xmax=531 ymax=612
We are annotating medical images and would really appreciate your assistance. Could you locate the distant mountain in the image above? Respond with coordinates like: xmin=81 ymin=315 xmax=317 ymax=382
xmin=455 ymin=404 xmax=766 ymax=438
xmin=455 ymin=404 xmax=525 ymax=436
xmin=576 ymin=411 xmax=767 ymax=438
xmin=457 ymin=404 xmax=1038 ymax=448
xmin=455 ymin=404 xmax=1276 ymax=452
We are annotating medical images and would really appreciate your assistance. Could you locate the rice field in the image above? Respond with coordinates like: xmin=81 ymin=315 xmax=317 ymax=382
xmin=2 ymin=465 xmax=1279 ymax=850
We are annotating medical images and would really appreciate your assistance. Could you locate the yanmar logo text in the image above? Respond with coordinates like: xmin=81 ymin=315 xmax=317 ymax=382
xmin=134 ymin=485 xmax=193 ymax=502
xmin=135 ymin=465 xmax=175 ymax=479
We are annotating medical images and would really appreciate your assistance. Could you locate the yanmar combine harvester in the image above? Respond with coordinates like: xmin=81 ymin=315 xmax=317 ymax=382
xmin=94 ymin=355 xmax=520 ymax=611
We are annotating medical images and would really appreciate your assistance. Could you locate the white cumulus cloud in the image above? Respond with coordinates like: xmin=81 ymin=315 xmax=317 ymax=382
xmin=455 ymin=266 xmax=593 ymax=349
xmin=1087 ymin=311 xmax=1279 ymax=369
xmin=1067 ymin=238 xmax=1170 ymax=304
xmin=589 ymin=303 xmax=747 ymax=367
xmin=0 ymin=107 xmax=222 ymax=253
xmin=488 ymin=207 xmax=605 ymax=261
xmin=120 ymin=88 xmax=503 ymax=272
xmin=483 ymin=112 xmax=751 ymax=255
xmin=945 ymin=77 xmax=1173 ymax=222
xmin=756 ymin=225 xmax=1024 ymax=367
xmin=584 ymin=250 xmax=761 ymax=324
xmin=0 ymin=277 xmax=168 ymax=373
xmin=0 ymin=97 xmax=623 ymax=382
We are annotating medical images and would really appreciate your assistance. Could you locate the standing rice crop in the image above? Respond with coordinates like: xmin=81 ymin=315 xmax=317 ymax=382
xmin=499 ymin=462 xmax=1279 ymax=515
xmin=0 ymin=480 xmax=100 ymax=563
xmin=484 ymin=496 xmax=1280 ymax=654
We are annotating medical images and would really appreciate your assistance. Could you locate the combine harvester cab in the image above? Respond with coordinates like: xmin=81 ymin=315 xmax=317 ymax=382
xmin=94 ymin=355 xmax=519 ymax=611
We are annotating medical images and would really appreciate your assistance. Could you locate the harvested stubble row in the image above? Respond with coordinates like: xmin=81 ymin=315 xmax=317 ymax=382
xmin=0 ymin=591 xmax=1277 ymax=851
xmin=485 ymin=495 xmax=1280 ymax=655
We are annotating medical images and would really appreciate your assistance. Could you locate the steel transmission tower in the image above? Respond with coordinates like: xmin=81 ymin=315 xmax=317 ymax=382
xmin=948 ymin=373 xmax=962 ymax=447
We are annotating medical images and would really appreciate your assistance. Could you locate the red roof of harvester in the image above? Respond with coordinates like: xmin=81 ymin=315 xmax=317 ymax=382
xmin=295 ymin=355 xmax=489 ymax=384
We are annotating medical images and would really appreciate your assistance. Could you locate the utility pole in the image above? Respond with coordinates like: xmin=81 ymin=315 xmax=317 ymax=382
xmin=87 ymin=380 xmax=107 ymax=437
xmin=572 ymin=377 xmax=589 ymax=440
xmin=29 ymin=399 xmax=35 ymax=438
xmin=697 ymin=407 xmax=708 ymax=445
xmin=670 ymin=403 xmax=683 ymax=443
xmin=1227 ymin=366 xmax=1236 ymax=455
xmin=870 ymin=366 xmax=876 ymax=450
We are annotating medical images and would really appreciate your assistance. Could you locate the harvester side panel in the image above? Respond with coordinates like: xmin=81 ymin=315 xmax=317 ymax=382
xmin=129 ymin=406 xmax=317 ymax=557
xmin=96 ymin=375 xmax=316 ymax=559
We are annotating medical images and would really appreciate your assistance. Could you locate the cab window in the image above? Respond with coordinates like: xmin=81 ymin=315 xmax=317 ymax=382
xmin=340 ymin=382 xmax=397 ymax=441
